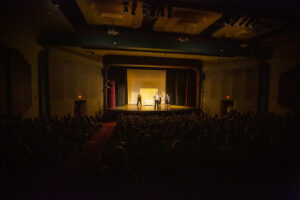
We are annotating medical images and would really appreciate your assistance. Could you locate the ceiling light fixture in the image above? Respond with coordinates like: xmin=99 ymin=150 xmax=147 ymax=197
xmin=178 ymin=36 xmax=189 ymax=43
xmin=178 ymin=27 xmax=189 ymax=43
xmin=142 ymin=3 xmax=148 ymax=16
xmin=131 ymin=0 xmax=137 ymax=15
xmin=240 ymin=43 xmax=249 ymax=48
xmin=107 ymin=21 xmax=119 ymax=36
xmin=86 ymin=51 xmax=94 ymax=55
xmin=124 ymin=0 xmax=129 ymax=13
xmin=108 ymin=27 xmax=119 ymax=36
xmin=141 ymin=2 xmax=171 ymax=19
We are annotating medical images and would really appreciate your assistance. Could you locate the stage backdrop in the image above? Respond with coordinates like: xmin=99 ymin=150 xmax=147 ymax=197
xmin=127 ymin=69 xmax=166 ymax=105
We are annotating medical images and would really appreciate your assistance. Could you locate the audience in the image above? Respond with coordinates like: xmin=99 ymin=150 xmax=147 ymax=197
xmin=105 ymin=110 xmax=300 ymax=199
xmin=1 ymin=110 xmax=299 ymax=199
xmin=0 ymin=115 xmax=102 ymax=199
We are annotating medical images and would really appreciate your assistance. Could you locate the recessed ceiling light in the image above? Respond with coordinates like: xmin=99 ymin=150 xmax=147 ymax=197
xmin=240 ymin=43 xmax=249 ymax=48
xmin=178 ymin=36 xmax=189 ymax=43
xmin=107 ymin=27 xmax=119 ymax=36
xmin=86 ymin=51 xmax=94 ymax=55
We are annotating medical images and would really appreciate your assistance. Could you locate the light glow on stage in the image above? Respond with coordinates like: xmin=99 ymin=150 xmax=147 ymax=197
xmin=127 ymin=69 xmax=166 ymax=105
xmin=140 ymin=88 xmax=158 ymax=105
xmin=110 ymin=104 xmax=194 ymax=112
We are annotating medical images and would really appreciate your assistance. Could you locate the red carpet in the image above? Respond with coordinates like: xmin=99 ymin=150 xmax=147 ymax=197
xmin=83 ymin=122 xmax=117 ymax=153
xmin=55 ymin=122 xmax=117 ymax=183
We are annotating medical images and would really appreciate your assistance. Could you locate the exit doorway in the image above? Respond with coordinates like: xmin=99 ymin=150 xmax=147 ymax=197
xmin=221 ymin=100 xmax=234 ymax=116
xmin=74 ymin=100 xmax=86 ymax=117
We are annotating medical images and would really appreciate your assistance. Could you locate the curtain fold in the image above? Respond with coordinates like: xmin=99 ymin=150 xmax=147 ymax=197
xmin=108 ymin=80 xmax=115 ymax=108
xmin=108 ymin=67 xmax=128 ymax=107
xmin=166 ymin=70 xmax=196 ymax=107
xmin=166 ymin=71 xmax=176 ymax=105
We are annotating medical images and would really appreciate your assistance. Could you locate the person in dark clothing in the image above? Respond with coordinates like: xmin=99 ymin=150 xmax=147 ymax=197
xmin=137 ymin=94 xmax=142 ymax=106
xmin=165 ymin=93 xmax=170 ymax=108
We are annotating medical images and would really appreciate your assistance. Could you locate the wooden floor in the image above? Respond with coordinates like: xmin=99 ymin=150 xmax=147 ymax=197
xmin=109 ymin=104 xmax=195 ymax=112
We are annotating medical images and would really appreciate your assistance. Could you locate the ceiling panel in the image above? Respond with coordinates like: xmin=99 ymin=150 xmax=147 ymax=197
xmin=153 ymin=7 xmax=222 ymax=35
xmin=212 ymin=17 xmax=284 ymax=40
xmin=76 ymin=0 xmax=144 ymax=28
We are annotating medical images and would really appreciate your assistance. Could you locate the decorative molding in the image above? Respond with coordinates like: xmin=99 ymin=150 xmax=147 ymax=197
xmin=0 ymin=26 xmax=43 ymax=53
xmin=49 ymin=47 xmax=102 ymax=67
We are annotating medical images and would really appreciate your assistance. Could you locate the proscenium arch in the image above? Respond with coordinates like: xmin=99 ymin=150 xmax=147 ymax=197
xmin=102 ymin=55 xmax=203 ymax=110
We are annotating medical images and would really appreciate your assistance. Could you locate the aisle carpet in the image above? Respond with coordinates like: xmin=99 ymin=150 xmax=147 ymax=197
xmin=53 ymin=122 xmax=117 ymax=184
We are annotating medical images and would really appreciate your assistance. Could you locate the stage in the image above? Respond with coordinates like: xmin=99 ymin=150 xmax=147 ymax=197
xmin=108 ymin=104 xmax=199 ymax=114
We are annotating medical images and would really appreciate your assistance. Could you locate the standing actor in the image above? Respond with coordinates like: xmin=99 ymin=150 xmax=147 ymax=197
xmin=154 ymin=93 xmax=159 ymax=110
xmin=165 ymin=93 xmax=170 ymax=108
xmin=137 ymin=94 xmax=142 ymax=106
xmin=159 ymin=92 xmax=163 ymax=105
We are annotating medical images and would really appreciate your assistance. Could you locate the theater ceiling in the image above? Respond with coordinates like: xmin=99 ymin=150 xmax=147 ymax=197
xmin=3 ymin=0 xmax=297 ymax=58
xmin=68 ymin=0 xmax=289 ymax=40
xmin=76 ymin=0 xmax=144 ymax=29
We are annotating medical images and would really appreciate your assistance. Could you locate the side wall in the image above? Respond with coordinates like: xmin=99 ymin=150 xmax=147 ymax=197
xmin=0 ymin=27 xmax=42 ymax=119
xmin=264 ymin=30 xmax=300 ymax=114
xmin=203 ymin=59 xmax=260 ymax=116
xmin=48 ymin=48 xmax=103 ymax=116
xmin=268 ymin=55 xmax=300 ymax=114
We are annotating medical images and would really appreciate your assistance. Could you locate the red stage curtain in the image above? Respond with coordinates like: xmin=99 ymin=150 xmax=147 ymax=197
xmin=108 ymin=67 xmax=128 ymax=106
xmin=108 ymin=80 xmax=116 ymax=108
xmin=185 ymin=74 xmax=189 ymax=107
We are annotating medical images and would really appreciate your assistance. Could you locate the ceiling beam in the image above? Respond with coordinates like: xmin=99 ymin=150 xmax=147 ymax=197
xmin=103 ymin=55 xmax=202 ymax=68
xmin=40 ymin=31 xmax=264 ymax=57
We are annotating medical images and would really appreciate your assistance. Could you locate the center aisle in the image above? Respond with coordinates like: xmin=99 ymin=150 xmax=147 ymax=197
xmin=52 ymin=122 xmax=117 ymax=187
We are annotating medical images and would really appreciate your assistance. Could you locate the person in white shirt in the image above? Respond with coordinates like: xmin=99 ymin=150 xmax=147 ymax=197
xmin=153 ymin=93 xmax=160 ymax=110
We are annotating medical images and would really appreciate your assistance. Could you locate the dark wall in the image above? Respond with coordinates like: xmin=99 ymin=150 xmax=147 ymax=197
xmin=278 ymin=65 xmax=300 ymax=113
xmin=0 ymin=47 xmax=9 ymax=116
xmin=0 ymin=46 xmax=32 ymax=118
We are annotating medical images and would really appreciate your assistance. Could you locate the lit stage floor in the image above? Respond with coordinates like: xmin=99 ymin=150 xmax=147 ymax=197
xmin=109 ymin=104 xmax=196 ymax=112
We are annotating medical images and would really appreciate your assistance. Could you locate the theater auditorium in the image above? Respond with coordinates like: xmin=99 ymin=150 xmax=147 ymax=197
xmin=1 ymin=0 xmax=300 ymax=199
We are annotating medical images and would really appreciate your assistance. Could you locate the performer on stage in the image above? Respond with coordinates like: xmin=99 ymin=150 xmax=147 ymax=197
xmin=154 ymin=93 xmax=159 ymax=110
xmin=137 ymin=93 xmax=142 ymax=106
xmin=158 ymin=92 xmax=163 ymax=105
xmin=165 ymin=93 xmax=170 ymax=108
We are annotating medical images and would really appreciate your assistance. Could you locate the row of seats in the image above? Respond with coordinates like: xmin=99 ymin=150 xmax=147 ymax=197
xmin=99 ymin=111 xmax=300 ymax=199
xmin=0 ymin=115 xmax=102 ymax=199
